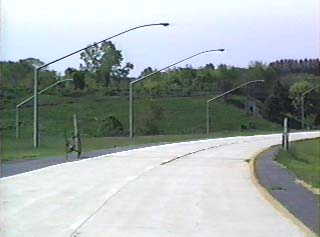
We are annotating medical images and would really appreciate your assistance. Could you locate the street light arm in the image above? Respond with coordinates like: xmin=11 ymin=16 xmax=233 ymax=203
xmin=207 ymin=80 xmax=264 ymax=103
xmin=37 ymin=23 xmax=170 ymax=70
xmin=131 ymin=49 xmax=225 ymax=85
xmin=129 ymin=48 xmax=224 ymax=138
xmin=301 ymin=87 xmax=316 ymax=97
xmin=206 ymin=79 xmax=264 ymax=134
xmin=293 ymin=86 xmax=317 ymax=103
xmin=33 ymin=22 xmax=170 ymax=147
xmin=38 ymin=79 xmax=73 ymax=94
xmin=17 ymin=79 xmax=73 ymax=108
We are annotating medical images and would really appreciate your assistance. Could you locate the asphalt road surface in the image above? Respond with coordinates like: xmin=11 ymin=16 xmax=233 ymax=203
xmin=255 ymin=148 xmax=320 ymax=234
xmin=1 ymin=132 xmax=319 ymax=237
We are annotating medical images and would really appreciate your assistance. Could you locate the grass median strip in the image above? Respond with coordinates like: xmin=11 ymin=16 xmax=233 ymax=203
xmin=274 ymin=138 xmax=320 ymax=191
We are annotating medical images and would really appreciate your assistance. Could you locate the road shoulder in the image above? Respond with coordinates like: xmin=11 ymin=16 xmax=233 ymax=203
xmin=252 ymin=147 xmax=319 ymax=236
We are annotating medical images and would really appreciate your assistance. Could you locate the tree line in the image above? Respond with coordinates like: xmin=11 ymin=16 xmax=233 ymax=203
xmin=1 ymin=41 xmax=319 ymax=127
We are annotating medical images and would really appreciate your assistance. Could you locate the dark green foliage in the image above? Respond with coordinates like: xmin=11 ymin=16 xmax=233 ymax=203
xmin=0 ymin=59 xmax=57 ymax=94
xmin=262 ymin=81 xmax=292 ymax=124
xmin=225 ymin=96 xmax=246 ymax=109
xmin=289 ymin=82 xmax=320 ymax=122
xmin=1 ymin=60 xmax=34 ymax=90
xmin=270 ymin=59 xmax=319 ymax=75
xmin=1 ymin=52 xmax=319 ymax=130
xmin=137 ymin=101 xmax=165 ymax=135
xmin=19 ymin=58 xmax=44 ymax=68
xmin=80 ymin=41 xmax=134 ymax=88
xmin=73 ymin=71 xmax=86 ymax=90
xmin=315 ymin=113 xmax=320 ymax=125
xmin=99 ymin=115 xmax=124 ymax=136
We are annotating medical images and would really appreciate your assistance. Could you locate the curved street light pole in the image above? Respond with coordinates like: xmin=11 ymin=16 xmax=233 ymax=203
xmin=33 ymin=23 xmax=169 ymax=147
xmin=17 ymin=79 xmax=73 ymax=139
xmin=206 ymin=80 xmax=264 ymax=134
xmin=129 ymin=49 xmax=225 ymax=138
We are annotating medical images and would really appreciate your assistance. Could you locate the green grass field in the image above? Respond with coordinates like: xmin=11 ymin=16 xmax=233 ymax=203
xmin=1 ymin=94 xmax=279 ymax=136
xmin=274 ymin=138 xmax=320 ymax=189
xmin=1 ymin=131 xmax=276 ymax=161
xmin=1 ymin=94 xmax=281 ymax=161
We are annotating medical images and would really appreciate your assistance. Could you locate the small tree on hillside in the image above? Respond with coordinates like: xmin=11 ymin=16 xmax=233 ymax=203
xmin=99 ymin=115 xmax=124 ymax=136
xmin=138 ymin=101 xmax=164 ymax=135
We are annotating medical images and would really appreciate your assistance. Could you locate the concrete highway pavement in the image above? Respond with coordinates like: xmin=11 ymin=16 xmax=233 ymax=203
xmin=1 ymin=132 xmax=319 ymax=237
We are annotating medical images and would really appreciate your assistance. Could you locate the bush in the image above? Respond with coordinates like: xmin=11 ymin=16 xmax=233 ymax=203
xmin=99 ymin=115 xmax=124 ymax=136
xmin=138 ymin=101 xmax=164 ymax=135
xmin=226 ymin=96 xmax=245 ymax=109
xmin=104 ymin=88 xmax=119 ymax=96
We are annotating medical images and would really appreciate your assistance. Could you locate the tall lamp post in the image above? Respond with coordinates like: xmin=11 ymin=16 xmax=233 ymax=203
xmin=206 ymin=80 xmax=264 ymax=134
xmin=129 ymin=49 xmax=225 ymax=138
xmin=16 ymin=79 xmax=73 ymax=139
xmin=300 ymin=87 xmax=316 ymax=129
xmin=33 ymin=23 xmax=169 ymax=147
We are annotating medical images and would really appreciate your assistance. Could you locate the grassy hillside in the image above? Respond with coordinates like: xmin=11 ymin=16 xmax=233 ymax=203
xmin=1 ymin=94 xmax=281 ymax=160
xmin=1 ymin=94 xmax=279 ymax=137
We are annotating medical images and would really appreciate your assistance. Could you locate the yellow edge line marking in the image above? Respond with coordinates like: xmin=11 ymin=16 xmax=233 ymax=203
xmin=249 ymin=146 xmax=316 ymax=237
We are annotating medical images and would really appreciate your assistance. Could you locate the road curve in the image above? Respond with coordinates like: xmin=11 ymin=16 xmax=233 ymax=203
xmin=1 ymin=132 xmax=319 ymax=237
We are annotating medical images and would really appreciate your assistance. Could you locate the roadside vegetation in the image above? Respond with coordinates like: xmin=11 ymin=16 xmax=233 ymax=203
xmin=2 ymin=131 xmax=277 ymax=162
xmin=274 ymin=138 xmax=320 ymax=190
xmin=1 ymin=94 xmax=279 ymax=161
xmin=1 ymin=41 xmax=319 ymax=161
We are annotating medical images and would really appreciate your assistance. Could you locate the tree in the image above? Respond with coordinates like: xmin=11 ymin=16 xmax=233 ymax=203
xmin=1 ymin=61 xmax=33 ymax=89
xmin=0 ymin=59 xmax=57 ymax=93
xmin=99 ymin=115 xmax=124 ymax=136
xmin=289 ymin=81 xmax=319 ymax=123
xmin=63 ymin=68 xmax=86 ymax=90
xmin=80 ymin=41 xmax=133 ymax=87
xmin=289 ymin=81 xmax=312 ymax=115
xmin=139 ymin=67 xmax=154 ymax=78
xmin=65 ymin=67 xmax=77 ymax=76
xmin=204 ymin=63 xmax=215 ymax=70
xmin=216 ymin=67 xmax=241 ymax=92
xmin=138 ymin=101 xmax=165 ymax=135
xmin=19 ymin=58 xmax=45 ymax=68
xmin=73 ymin=71 xmax=86 ymax=90
xmin=289 ymin=81 xmax=313 ymax=98
xmin=262 ymin=81 xmax=291 ymax=123
xmin=138 ymin=67 xmax=164 ymax=96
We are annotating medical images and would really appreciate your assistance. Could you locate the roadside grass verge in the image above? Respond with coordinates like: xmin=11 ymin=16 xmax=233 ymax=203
xmin=2 ymin=131 xmax=276 ymax=162
xmin=1 ymin=95 xmax=281 ymax=161
xmin=274 ymin=138 xmax=320 ymax=189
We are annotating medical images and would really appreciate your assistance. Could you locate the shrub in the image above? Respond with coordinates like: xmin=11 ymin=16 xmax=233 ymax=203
xmin=138 ymin=101 xmax=164 ymax=135
xmin=99 ymin=115 xmax=124 ymax=136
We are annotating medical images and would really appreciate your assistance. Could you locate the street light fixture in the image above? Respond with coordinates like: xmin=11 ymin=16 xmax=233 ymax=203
xmin=16 ymin=79 xmax=73 ymax=139
xmin=129 ymin=49 xmax=225 ymax=138
xmin=299 ymin=87 xmax=316 ymax=129
xmin=33 ymin=23 xmax=169 ymax=147
xmin=206 ymin=80 xmax=264 ymax=134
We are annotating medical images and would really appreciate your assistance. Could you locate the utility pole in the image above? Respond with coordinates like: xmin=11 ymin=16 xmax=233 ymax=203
xmin=298 ymin=87 xmax=316 ymax=129
xmin=73 ymin=114 xmax=81 ymax=158
xmin=282 ymin=117 xmax=289 ymax=150
xmin=301 ymin=96 xmax=305 ymax=129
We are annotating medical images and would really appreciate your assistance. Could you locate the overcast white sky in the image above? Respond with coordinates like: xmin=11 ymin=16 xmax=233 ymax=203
xmin=1 ymin=0 xmax=319 ymax=76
